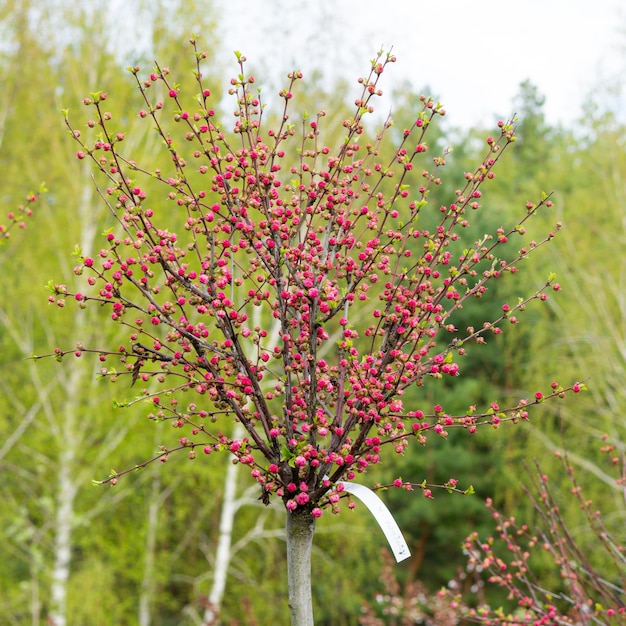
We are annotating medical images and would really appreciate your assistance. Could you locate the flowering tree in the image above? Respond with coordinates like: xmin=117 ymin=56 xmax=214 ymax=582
xmin=362 ymin=435 xmax=625 ymax=625
xmin=46 ymin=40 xmax=580 ymax=624
xmin=460 ymin=448 xmax=625 ymax=624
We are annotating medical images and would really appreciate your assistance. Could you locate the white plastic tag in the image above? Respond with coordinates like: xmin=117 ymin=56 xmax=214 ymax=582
xmin=339 ymin=480 xmax=411 ymax=562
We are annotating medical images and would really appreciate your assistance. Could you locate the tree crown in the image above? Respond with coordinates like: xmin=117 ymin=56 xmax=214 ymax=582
xmin=47 ymin=41 xmax=581 ymax=515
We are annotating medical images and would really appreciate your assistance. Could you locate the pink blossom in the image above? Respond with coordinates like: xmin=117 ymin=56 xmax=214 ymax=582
xmin=295 ymin=492 xmax=309 ymax=505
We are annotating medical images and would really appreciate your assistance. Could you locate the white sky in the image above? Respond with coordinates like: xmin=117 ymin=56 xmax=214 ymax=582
xmin=213 ymin=0 xmax=625 ymax=129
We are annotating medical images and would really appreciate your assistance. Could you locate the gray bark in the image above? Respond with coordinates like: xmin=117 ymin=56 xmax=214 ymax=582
xmin=286 ymin=509 xmax=315 ymax=626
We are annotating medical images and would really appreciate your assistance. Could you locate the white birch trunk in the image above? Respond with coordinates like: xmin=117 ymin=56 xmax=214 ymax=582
xmin=138 ymin=468 xmax=161 ymax=626
xmin=49 ymin=446 xmax=78 ymax=626
xmin=29 ymin=557 xmax=41 ymax=626
xmin=286 ymin=509 xmax=315 ymax=626
xmin=48 ymin=163 xmax=95 ymax=626
xmin=203 ymin=423 xmax=244 ymax=625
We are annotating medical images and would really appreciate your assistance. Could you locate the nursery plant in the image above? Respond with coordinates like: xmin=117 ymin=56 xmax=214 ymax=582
xmin=43 ymin=39 xmax=581 ymax=624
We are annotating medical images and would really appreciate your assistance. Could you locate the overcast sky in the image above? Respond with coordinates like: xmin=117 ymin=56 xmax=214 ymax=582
xmin=213 ymin=0 xmax=625 ymax=129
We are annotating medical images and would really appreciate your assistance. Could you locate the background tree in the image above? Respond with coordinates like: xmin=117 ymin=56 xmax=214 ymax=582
xmin=368 ymin=81 xmax=561 ymax=596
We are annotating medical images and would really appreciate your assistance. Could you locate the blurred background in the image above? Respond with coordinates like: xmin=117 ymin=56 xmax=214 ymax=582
xmin=0 ymin=1 xmax=624 ymax=624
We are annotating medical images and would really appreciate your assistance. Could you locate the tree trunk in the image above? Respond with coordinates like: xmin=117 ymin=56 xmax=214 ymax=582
xmin=139 ymin=467 xmax=160 ymax=626
xmin=203 ymin=428 xmax=242 ymax=625
xmin=286 ymin=509 xmax=315 ymax=626
xmin=49 ymin=446 xmax=78 ymax=626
